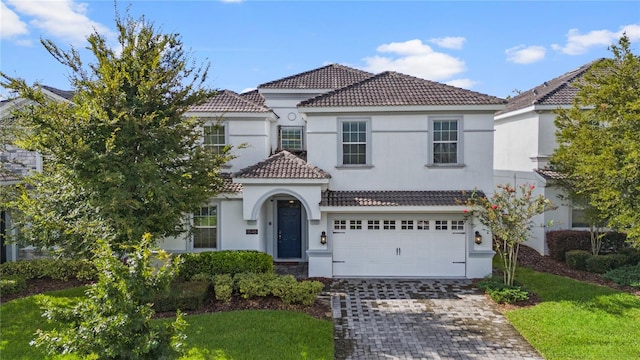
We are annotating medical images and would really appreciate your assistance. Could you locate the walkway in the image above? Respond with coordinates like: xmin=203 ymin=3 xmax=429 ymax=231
xmin=331 ymin=279 xmax=543 ymax=360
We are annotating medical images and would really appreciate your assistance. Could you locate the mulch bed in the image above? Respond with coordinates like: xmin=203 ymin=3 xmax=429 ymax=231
xmin=1 ymin=277 xmax=334 ymax=321
xmin=3 ymin=250 xmax=637 ymax=316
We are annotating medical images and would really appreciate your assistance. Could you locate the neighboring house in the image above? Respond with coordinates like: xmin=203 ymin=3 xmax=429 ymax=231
xmin=493 ymin=59 xmax=603 ymax=255
xmin=1 ymin=65 xmax=506 ymax=279
xmin=0 ymin=86 xmax=74 ymax=263
xmin=160 ymin=64 xmax=506 ymax=278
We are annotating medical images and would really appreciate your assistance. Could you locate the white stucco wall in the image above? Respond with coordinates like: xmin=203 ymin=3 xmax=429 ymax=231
xmin=494 ymin=111 xmax=540 ymax=171
xmin=306 ymin=112 xmax=495 ymax=193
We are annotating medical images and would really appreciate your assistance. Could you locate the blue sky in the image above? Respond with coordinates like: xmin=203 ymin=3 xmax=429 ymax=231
xmin=1 ymin=0 xmax=639 ymax=99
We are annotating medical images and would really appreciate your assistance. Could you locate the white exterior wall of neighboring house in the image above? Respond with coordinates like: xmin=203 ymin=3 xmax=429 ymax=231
xmin=494 ymin=91 xmax=586 ymax=254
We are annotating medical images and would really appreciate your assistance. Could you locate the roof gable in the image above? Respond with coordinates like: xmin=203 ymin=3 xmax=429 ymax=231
xmin=42 ymin=85 xmax=74 ymax=100
xmin=258 ymin=64 xmax=373 ymax=90
xmin=234 ymin=150 xmax=331 ymax=179
xmin=496 ymin=58 xmax=604 ymax=115
xmin=299 ymin=71 xmax=506 ymax=108
xmin=188 ymin=89 xmax=272 ymax=113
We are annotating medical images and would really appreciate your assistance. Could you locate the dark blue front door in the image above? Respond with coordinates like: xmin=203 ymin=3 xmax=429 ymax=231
xmin=277 ymin=200 xmax=302 ymax=258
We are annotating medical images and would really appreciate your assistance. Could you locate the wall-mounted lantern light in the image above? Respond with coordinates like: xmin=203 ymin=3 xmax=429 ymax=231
xmin=474 ymin=231 xmax=483 ymax=245
xmin=320 ymin=231 xmax=327 ymax=245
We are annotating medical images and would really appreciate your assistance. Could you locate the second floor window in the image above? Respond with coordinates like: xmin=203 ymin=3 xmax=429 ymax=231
xmin=280 ymin=127 xmax=303 ymax=151
xmin=341 ymin=120 xmax=368 ymax=165
xmin=204 ymin=125 xmax=225 ymax=154
xmin=432 ymin=119 xmax=461 ymax=165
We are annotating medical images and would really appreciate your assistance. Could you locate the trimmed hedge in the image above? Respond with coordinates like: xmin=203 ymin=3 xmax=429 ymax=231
xmin=208 ymin=273 xmax=324 ymax=306
xmin=153 ymin=280 xmax=211 ymax=312
xmin=585 ymin=254 xmax=630 ymax=274
xmin=547 ymin=230 xmax=628 ymax=260
xmin=565 ymin=250 xmax=592 ymax=271
xmin=0 ymin=275 xmax=27 ymax=295
xmin=179 ymin=250 xmax=274 ymax=280
xmin=0 ymin=258 xmax=96 ymax=281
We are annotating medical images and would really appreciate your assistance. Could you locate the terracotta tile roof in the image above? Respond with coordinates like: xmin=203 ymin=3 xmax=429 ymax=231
xmin=239 ymin=89 xmax=266 ymax=107
xmin=234 ymin=151 xmax=331 ymax=179
xmin=42 ymin=85 xmax=74 ymax=100
xmin=535 ymin=168 xmax=567 ymax=181
xmin=219 ymin=173 xmax=243 ymax=193
xmin=189 ymin=90 xmax=272 ymax=113
xmin=258 ymin=64 xmax=373 ymax=90
xmin=300 ymin=71 xmax=506 ymax=107
xmin=320 ymin=190 xmax=481 ymax=207
xmin=496 ymin=59 xmax=604 ymax=115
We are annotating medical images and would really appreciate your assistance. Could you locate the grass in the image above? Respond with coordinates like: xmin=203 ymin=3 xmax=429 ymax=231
xmin=506 ymin=266 xmax=640 ymax=360
xmin=0 ymin=288 xmax=333 ymax=360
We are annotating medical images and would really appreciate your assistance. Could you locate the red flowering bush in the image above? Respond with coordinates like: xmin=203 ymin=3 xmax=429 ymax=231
xmin=466 ymin=184 xmax=553 ymax=286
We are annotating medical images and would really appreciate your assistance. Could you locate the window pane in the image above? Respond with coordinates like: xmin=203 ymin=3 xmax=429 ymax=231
xmin=204 ymin=125 xmax=225 ymax=154
xmin=281 ymin=127 xmax=303 ymax=150
xmin=194 ymin=206 xmax=217 ymax=248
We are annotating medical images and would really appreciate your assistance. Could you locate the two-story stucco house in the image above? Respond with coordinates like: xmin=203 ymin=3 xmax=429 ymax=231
xmin=159 ymin=64 xmax=506 ymax=278
xmin=493 ymin=59 xmax=602 ymax=255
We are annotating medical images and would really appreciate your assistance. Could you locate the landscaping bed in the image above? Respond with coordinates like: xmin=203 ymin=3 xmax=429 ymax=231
xmin=517 ymin=245 xmax=640 ymax=296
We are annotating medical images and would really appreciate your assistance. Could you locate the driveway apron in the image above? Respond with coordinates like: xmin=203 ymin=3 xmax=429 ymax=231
xmin=331 ymin=279 xmax=543 ymax=360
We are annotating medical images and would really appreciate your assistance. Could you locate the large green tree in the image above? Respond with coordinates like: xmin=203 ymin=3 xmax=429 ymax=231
xmin=551 ymin=34 xmax=640 ymax=245
xmin=1 ymin=13 xmax=229 ymax=256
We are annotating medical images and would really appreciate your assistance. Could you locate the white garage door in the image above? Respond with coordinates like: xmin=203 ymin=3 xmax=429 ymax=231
xmin=332 ymin=215 xmax=467 ymax=277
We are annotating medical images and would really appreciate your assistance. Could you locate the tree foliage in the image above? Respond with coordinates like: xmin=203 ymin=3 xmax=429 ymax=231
xmin=466 ymin=184 xmax=552 ymax=286
xmin=551 ymin=35 xmax=640 ymax=245
xmin=0 ymin=12 xmax=230 ymax=256
xmin=32 ymin=235 xmax=187 ymax=359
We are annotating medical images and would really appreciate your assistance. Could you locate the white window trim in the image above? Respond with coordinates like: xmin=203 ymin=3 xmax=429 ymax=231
xmin=337 ymin=117 xmax=372 ymax=167
xmin=203 ymin=122 xmax=228 ymax=155
xmin=279 ymin=126 xmax=305 ymax=151
xmin=191 ymin=203 xmax=221 ymax=251
xmin=427 ymin=116 xmax=464 ymax=167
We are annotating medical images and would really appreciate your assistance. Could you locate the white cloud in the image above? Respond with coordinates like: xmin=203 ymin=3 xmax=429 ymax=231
xmin=5 ymin=0 xmax=114 ymax=46
xmin=552 ymin=24 xmax=640 ymax=55
xmin=363 ymin=39 xmax=466 ymax=81
xmin=445 ymin=78 xmax=477 ymax=89
xmin=1 ymin=1 xmax=29 ymax=39
xmin=505 ymin=45 xmax=546 ymax=64
xmin=429 ymin=37 xmax=466 ymax=50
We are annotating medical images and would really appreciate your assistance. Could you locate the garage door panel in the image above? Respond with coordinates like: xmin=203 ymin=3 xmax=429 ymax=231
xmin=332 ymin=216 xmax=467 ymax=277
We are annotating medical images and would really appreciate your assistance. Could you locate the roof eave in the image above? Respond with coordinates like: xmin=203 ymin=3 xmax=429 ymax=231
xmin=319 ymin=205 xmax=469 ymax=212
xmin=494 ymin=104 xmax=575 ymax=120
xmin=233 ymin=178 xmax=330 ymax=185
xmin=299 ymin=104 xmax=506 ymax=114
xmin=184 ymin=111 xmax=278 ymax=121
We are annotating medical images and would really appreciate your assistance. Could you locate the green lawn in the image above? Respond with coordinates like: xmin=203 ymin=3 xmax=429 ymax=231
xmin=506 ymin=267 xmax=640 ymax=360
xmin=0 ymin=288 xmax=333 ymax=360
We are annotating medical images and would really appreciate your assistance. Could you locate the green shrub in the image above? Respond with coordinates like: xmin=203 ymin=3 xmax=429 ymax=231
xmin=154 ymin=281 xmax=211 ymax=312
xmin=213 ymin=274 xmax=233 ymax=303
xmin=603 ymin=264 xmax=640 ymax=288
xmin=477 ymin=278 xmax=530 ymax=304
xmin=0 ymin=275 xmax=27 ymax=295
xmin=618 ymin=247 xmax=640 ymax=265
xmin=179 ymin=250 xmax=274 ymax=279
xmin=0 ymin=259 xmax=96 ymax=281
xmin=235 ymin=272 xmax=278 ymax=299
xmin=585 ymin=254 xmax=629 ymax=273
xmin=190 ymin=273 xmax=215 ymax=282
xmin=546 ymin=230 xmax=628 ymax=260
xmin=565 ymin=250 xmax=592 ymax=271
xmin=32 ymin=239 xmax=186 ymax=359
xmin=270 ymin=275 xmax=323 ymax=306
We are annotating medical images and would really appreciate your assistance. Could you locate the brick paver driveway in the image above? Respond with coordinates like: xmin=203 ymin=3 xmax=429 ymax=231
xmin=331 ymin=279 xmax=543 ymax=360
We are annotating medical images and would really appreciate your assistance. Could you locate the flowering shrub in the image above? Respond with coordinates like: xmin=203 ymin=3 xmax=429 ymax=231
xmin=466 ymin=184 xmax=552 ymax=286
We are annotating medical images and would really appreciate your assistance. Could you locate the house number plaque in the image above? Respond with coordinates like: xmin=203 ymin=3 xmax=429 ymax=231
xmin=246 ymin=229 xmax=258 ymax=235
